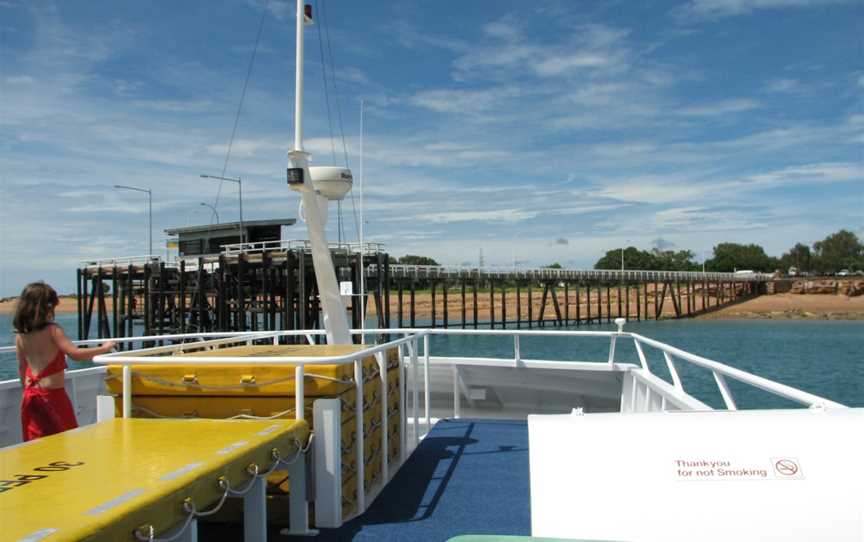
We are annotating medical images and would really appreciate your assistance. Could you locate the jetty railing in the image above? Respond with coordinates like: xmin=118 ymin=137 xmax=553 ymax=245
xmin=379 ymin=264 xmax=772 ymax=282
xmin=221 ymin=239 xmax=385 ymax=256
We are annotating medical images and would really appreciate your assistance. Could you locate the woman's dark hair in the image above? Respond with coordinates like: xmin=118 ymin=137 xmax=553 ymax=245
xmin=13 ymin=282 xmax=60 ymax=333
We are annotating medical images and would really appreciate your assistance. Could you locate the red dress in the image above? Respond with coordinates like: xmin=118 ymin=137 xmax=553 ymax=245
xmin=21 ymin=350 xmax=78 ymax=441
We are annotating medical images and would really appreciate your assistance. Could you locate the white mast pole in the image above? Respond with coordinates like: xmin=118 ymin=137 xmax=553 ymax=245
xmin=294 ymin=0 xmax=304 ymax=151
xmin=288 ymin=0 xmax=351 ymax=345
xmin=359 ymin=99 xmax=366 ymax=343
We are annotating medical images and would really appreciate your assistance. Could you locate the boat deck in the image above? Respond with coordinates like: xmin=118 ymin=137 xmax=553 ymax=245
xmin=201 ymin=418 xmax=531 ymax=541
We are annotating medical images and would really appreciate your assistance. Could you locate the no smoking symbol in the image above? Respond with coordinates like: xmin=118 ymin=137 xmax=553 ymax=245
xmin=774 ymin=459 xmax=799 ymax=476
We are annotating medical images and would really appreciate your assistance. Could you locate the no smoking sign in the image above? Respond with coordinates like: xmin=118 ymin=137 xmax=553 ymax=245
xmin=772 ymin=457 xmax=804 ymax=479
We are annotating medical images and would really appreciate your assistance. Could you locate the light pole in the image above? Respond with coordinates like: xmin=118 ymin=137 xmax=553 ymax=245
xmin=200 ymin=174 xmax=243 ymax=244
xmin=114 ymin=184 xmax=152 ymax=257
xmin=200 ymin=202 xmax=219 ymax=224
xmin=621 ymin=240 xmax=630 ymax=272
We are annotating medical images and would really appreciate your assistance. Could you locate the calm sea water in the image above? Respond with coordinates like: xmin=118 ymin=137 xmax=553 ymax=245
xmin=1 ymin=314 xmax=861 ymax=409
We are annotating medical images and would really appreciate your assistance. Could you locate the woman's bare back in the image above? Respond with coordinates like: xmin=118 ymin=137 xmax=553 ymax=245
xmin=17 ymin=325 xmax=64 ymax=389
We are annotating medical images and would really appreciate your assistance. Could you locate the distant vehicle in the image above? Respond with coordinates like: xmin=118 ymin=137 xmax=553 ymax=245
xmin=734 ymin=269 xmax=755 ymax=275
xmin=837 ymin=269 xmax=850 ymax=277
xmin=788 ymin=266 xmax=798 ymax=277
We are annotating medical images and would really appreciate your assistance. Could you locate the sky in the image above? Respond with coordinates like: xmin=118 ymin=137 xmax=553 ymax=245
xmin=1 ymin=0 xmax=862 ymax=296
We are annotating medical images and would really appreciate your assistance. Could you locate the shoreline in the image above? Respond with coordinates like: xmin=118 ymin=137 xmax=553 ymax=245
xmin=2 ymin=293 xmax=861 ymax=322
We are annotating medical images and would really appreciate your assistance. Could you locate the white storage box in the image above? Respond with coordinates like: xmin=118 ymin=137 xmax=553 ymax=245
xmin=528 ymin=408 xmax=864 ymax=542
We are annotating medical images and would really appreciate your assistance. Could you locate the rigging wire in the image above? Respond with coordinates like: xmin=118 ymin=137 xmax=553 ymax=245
xmin=319 ymin=0 xmax=351 ymax=169
xmin=314 ymin=0 xmax=337 ymax=164
xmin=212 ymin=0 xmax=270 ymax=215
xmin=317 ymin=0 xmax=356 ymax=244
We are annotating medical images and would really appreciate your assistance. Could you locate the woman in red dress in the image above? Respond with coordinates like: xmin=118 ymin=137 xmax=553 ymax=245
xmin=13 ymin=282 xmax=115 ymax=441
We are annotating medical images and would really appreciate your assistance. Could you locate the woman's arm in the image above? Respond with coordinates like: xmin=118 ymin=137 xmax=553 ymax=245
xmin=16 ymin=336 xmax=27 ymax=386
xmin=50 ymin=325 xmax=115 ymax=361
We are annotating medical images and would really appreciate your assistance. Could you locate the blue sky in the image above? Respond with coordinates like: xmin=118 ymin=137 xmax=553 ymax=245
xmin=1 ymin=0 xmax=862 ymax=296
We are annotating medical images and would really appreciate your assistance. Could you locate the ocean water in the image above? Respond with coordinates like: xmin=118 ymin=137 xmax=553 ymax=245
xmin=1 ymin=314 xmax=861 ymax=409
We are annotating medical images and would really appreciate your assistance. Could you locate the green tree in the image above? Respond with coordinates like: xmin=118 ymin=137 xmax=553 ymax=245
xmin=593 ymin=246 xmax=682 ymax=270
xmin=780 ymin=243 xmax=812 ymax=273
xmin=651 ymin=249 xmax=699 ymax=271
xmin=397 ymin=254 xmax=439 ymax=266
xmin=706 ymin=243 xmax=778 ymax=272
xmin=812 ymin=230 xmax=863 ymax=273
xmin=546 ymin=262 xmax=563 ymax=269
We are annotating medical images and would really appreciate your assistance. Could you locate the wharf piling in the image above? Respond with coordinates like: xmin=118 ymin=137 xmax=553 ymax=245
xmin=76 ymin=250 xmax=771 ymax=343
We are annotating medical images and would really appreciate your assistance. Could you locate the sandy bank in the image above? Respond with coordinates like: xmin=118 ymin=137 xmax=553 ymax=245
xmin=697 ymin=293 xmax=864 ymax=320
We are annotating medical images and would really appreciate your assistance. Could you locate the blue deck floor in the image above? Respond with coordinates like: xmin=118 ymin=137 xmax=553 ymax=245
xmin=315 ymin=418 xmax=531 ymax=541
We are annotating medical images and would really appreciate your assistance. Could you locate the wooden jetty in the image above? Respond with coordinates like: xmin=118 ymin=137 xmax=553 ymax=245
xmin=75 ymin=243 xmax=771 ymax=345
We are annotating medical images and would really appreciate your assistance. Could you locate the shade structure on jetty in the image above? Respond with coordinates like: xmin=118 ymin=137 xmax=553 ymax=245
xmin=75 ymin=245 xmax=771 ymax=344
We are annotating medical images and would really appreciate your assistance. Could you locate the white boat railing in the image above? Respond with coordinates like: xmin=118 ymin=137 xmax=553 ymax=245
xmin=0 ymin=324 xmax=846 ymax=516
xmin=1 ymin=323 xmax=844 ymax=418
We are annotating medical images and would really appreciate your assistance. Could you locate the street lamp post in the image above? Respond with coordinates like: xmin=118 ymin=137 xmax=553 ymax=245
xmin=621 ymin=240 xmax=630 ymax=272
xmin=114 ymin=184 xmax=152 ymax=257
xmin=200 ymin=202 xmax=219 ymax=224
xmin=200 ymin=174 xmax=243 ymax=244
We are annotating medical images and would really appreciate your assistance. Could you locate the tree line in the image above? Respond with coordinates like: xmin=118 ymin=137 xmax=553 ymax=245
xmin=385 ymin=230 xmax=863 ymax=275
xmin=593 ymin=229 xmax=864 ymax=274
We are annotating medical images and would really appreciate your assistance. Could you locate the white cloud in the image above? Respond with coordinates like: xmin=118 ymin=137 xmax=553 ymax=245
xmin=745 ymin=162 xmax=863 ymax=186
xmin=678 ymin=0 xmax=851 ymax=19
xmin=409 ymin=87 xmax=523 ymax=114
xmin=765 ymin=78 xmax=803 ymax=93
xmin=131 ymin=99 xmax=214 ymax=113
xmin=453 ymin=23 xmax=631 ymax=80
xmin=677 ymin=99 xmax=761 ymax=117
xmin=534 ymin=52 xmax=616 ymax=76
xmin=417 ymin=209 xmax=538 ymax=223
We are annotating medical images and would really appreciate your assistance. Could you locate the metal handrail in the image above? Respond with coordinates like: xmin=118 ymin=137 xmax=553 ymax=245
xmin=378 ymin=264 xmax=772 ymax=282
xmin=628 ymin=333 xmax=846 ymax=410
xmin=220 ymin=239 xmax=385 ymax=255
xmin=2 ymin=326 xmax=840 ymax=412
xmin=81 ymin=255 xmax=164 ymax=267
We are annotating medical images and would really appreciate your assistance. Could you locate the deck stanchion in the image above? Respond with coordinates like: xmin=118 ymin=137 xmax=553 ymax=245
xmin=354 ymin=358 xmax=365 ymax=513
xmin=244 ymin=477 xmax=267 ymax=541
xmin=423 ymin=334 xmax=431 ymax=433
xmin=377 ymin=351 xmax=389 ymax=481
xmin=453 ymin=365 xmax=461 ymax=419
xmin=713 ymin=371 xmax=738 ymax=410
xmin=122 ymin=365 xmax=131 ymax=418
xmin=411 ymin=339 xmax=419 ymax=446
xmin=400 ymin=341 xmax=408 ymax=463
xmin=514 ymin=335 xmax=521 ymax=366
xmin=295 ymin=364 xmax=305 ymax=421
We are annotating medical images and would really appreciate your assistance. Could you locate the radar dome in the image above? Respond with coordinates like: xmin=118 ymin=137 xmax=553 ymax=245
xmin=309 ymin=166 xmax=353 ymax=200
